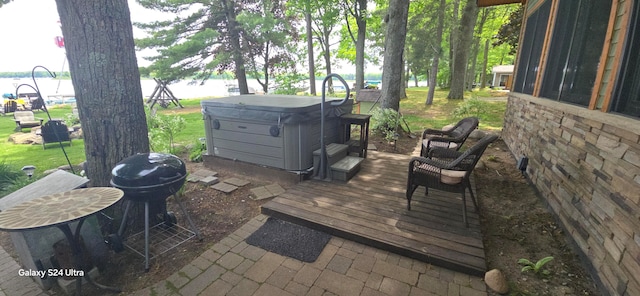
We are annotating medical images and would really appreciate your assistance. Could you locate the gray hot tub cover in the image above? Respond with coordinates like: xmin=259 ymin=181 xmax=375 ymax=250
xmin=201 ymin=95 xmax=353 ymax=124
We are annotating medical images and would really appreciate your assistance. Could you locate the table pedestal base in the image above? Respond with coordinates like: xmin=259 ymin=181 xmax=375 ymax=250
xmin=58 ymin=221 xmax=121 ymax=295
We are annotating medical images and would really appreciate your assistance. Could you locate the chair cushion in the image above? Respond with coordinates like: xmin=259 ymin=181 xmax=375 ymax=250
xmin=422 ymin=139 xmax=458 ymax=149
xmin=415 ymin=163 xmax=466 ymax=185
xmin=440 ymin=169 xmax=466 ymax=185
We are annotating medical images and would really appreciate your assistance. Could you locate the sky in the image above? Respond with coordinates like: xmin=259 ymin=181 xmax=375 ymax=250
xmin=0 ymin=0 xmax=168 ymax=72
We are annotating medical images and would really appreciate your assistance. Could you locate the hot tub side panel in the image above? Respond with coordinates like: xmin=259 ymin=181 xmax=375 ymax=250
xmin=209 ymin=118 xmax=286 ymax=169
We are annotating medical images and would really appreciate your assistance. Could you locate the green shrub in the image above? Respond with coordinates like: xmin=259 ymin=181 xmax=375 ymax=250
xmin=146 ymin=107 xmax=187 ymax=154
xmin=371 ymin=108 xmax=402 ymax=142
xmin=189 ymin=138 xmax=206 ymax=162
xmin=452 ymin=97 xmax=490 ymax=119
xmin=518 ymin=256 xmax=554 ymax=276
xmin=0 ymin=162 xmax=30 ymax=197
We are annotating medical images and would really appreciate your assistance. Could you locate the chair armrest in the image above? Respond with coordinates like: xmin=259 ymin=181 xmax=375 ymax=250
xmin=409 ymin=156 xmax=451 ymax=171
xmin=422 ymin=128 xmax=453 ymax=139
xmin=428 ymin=147 xmax=463 ymax=160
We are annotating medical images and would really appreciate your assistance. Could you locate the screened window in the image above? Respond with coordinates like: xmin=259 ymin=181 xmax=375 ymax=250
xmin=540 ymin=0 xmax=612 ymax=106
xmin=513 ymin=0 xmax=551 ymax=94
xmin=613 ymin=0 xmax=640 ymax=118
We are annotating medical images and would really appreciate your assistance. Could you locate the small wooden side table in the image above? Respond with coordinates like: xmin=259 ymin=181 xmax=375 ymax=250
xmin=339 ymin=113 xmax=371 ymax=158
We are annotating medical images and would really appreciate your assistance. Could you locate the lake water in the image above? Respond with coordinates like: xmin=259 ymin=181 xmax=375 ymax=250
xmin=1 ymin=77 xmax=355 ymax=104
xmin=1 ymin=78 xmax=254 ymax=102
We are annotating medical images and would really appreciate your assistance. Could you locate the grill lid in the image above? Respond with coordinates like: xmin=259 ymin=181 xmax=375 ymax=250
xmin=111 ymin=153 xmax=186 ymax=188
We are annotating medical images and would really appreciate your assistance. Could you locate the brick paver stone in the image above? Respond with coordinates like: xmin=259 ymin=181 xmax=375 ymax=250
xmin=315 ymin=269 xmax=364 ymax=296
xmin=372 ymin=260 xmax=419 ymax=285
xmin=179 ymin=264 xmax=225 ymax=295
xmin=218 ymin=252 xmax=245 ymax=270
xmin=326 ymin=254 xmax=353 ymax=274
xmin=254 ymin=283 xmax=296 ymax=296
xmin=293 ymin=265 xmax=322 ymax=287
xmin=200 ymin=279 xmax=233 ymax=296
xmin=379 ymin=277 xmax=411 ymax=296
xmin=244 ymin=252 xmax=286 ymax=283
xmin=266 ymin=266 xmax=296 ymax=289
xmin=227 ymin=278 xmax=260 ymax=296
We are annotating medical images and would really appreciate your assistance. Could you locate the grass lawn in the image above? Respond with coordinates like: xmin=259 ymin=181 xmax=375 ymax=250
xmin=0 ymin=89 xmax=506 ymax=181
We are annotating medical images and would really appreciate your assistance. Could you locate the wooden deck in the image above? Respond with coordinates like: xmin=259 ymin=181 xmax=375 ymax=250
xmin=261 ymin=150 xmax=486 ymax=277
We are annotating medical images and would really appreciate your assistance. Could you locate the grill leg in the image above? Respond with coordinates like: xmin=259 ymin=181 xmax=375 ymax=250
xmin=173 ymin=193 xmax=202 ymax=240
xmin=144 ymin=201 xmax=150 ymax=272
xmin=117 ymin=200 xmax=133 ymax=237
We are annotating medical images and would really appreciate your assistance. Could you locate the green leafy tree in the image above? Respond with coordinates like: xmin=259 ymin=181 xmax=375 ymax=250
xmin=135 ymin=0 xmax=255 ymax=94
xmin=237 ymin=0 xmax=298 ymax=93
xmin=493 ymin=4 xmax=523 ymax=55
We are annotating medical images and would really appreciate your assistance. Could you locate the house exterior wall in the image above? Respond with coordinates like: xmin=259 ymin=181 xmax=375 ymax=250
xmin=503 ymin=0 xmax=640 ymax=294
xmin=503 ymin=92 xmax=640 ymax=296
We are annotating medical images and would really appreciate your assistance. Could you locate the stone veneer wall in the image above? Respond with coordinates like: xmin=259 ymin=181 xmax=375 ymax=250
xmin=503 ymin=93 xmax=640 ymax=296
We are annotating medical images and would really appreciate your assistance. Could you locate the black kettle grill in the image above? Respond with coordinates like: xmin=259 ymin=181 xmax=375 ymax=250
xmin=108 ymin=153 xmax=201 ymax=271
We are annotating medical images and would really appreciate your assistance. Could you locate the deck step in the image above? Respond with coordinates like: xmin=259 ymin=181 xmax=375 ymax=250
xmin=313 ymin=143 xmax=349 ymax=177
xmin=330 ymin=156 xmax=364 ymax=181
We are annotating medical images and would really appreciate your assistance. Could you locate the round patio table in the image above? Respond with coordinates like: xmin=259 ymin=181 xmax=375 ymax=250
xmin=0 ymin=187 xmax=124 ymax=295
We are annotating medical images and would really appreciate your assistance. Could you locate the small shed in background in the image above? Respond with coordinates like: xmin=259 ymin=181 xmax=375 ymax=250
xmin=491 ymin=65 xmax=514 ymax=89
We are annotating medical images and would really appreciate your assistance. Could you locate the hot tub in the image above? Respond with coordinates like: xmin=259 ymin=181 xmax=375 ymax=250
xmin=201 ymin=95 xmax=353 ymax=171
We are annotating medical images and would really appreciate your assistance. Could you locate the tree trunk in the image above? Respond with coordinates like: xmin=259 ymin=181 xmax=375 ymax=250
xmin=466 ymin=7 xmax=489 ymax=91
xmin=55 ymin=0 xmax=149 ymax=187
xmin=426 ymin=0 xmax=446 ymax=105
xmin=380 ymin=0 xmax=410 ymax=111
xmin=222 ymin=0 xmax=249 ymax=94
xmin=306 ymin=12 xmax=316 ymax=95
xmin=355 ymin=0 xmax=367 ymax=91
xmin=447 ymin=0 xmax=478 ymax=100
xmin=323 ymin=28 xmax=333 ymax=90
xmin=448 ymin=0 xmax=461 ymax=88
xmin=480 ymin=39 xmax=489 ymax=89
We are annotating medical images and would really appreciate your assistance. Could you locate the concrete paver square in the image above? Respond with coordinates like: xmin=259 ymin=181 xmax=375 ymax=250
xmin=250 ymin=186 xmax=274 ymax=200
xmin=224 ymin=177 xmax=250 ymax=187
xmin=200 ymin=176 xmax=220 ymax=185
xmin=187 ymin=174 xmax=202 ymax=183
xmin=192 ymin=168 xmax=218 ymax=177
xmin=211 ymin=182 xmax=239 ymax=193
xmin=265 ymin=183 xmax=286 ymax=196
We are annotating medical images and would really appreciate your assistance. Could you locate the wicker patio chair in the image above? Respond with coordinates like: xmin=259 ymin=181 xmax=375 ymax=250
xmin=420 ymin=117 xmax=479 ymax=157
xmin=407 ymin=134 xmax=498 ymax=227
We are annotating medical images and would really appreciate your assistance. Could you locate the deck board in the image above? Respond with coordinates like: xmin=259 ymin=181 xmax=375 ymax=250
xmin=261 ymin=150 xmax=487 ymax=276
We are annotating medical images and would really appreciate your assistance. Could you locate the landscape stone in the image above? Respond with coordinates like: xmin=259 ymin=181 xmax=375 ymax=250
xmin=484 ymin=269 xmax=509 ymax=294
xmin=367 ymin=143 xmax=377 ymax=151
